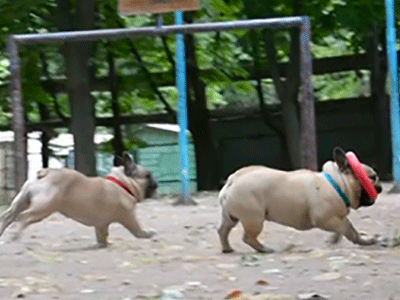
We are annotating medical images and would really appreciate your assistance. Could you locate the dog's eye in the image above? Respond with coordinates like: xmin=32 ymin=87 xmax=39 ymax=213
xmin=370 ymin=175 xmax=377 ymax=182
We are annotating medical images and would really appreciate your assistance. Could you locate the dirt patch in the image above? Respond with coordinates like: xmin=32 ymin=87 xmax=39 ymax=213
xmin=1 ymin=186 xmax=400 ymax=300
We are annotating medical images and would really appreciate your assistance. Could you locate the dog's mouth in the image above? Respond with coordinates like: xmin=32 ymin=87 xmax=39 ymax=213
xmin=359 ymin=183 xmax=382 ymax=207
xmin=359 ymin=189 xmax=374 ymax=207
xmin=146 ymin=189 xmax=156 ymax=198
xmin=375 ymin=183 xmax=383 ymax=194
xmin=145 ymin=182 xmax=158 ymax=198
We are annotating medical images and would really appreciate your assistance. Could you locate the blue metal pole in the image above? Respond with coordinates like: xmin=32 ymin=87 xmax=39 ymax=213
xmin=175 ymin=11 xmax=191 ymax=201
xmin=386 ymin=0 xmax=400 ymax=186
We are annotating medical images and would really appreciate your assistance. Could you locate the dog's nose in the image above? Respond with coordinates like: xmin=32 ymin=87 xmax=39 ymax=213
xmin=375 ymin=185 xmax=382 ymax=193
xmin=152 ymin=179 xmax=158 ymax=189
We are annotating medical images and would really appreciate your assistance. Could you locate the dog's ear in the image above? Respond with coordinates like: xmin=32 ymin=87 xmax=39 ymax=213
xmin=123 ymin=153 xmax=137 ymax=176
xmin=113 ymin=155 xmax=123 ymax=167
xmin=333 ymin=147 xmax=350 ymax=172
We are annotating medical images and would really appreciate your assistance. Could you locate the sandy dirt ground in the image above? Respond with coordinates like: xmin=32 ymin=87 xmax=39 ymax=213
xmin=1 ymin=184 xmax=400 ymax=300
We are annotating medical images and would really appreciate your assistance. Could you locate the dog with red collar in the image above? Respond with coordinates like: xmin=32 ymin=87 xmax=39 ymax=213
xmin=218 ymin=147 xmax=382 ymax=253
xmin=0 ymin=153 xmax=158 ymax=247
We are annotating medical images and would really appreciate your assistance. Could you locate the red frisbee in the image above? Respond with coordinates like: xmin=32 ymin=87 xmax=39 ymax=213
xmin=346 ymin=152 xmax=378 ymax=200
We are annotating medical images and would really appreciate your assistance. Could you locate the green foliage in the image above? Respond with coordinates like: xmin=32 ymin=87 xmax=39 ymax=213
xmin=220 ymin=79 xmax=278 ymax=108
xmin=207 ymin=0 xmax=243 ymax=18
xmin=206 ymin=83 xmax=226 ymax=109
xmin=314 ymin=71 xmax=370 ymax=100
xmin=0 ymin=0 xmax=399 ymax=128
xmin=22 ymin=50 xmax=52 ymax=105
xmin=0 ymin=57 xmax=9 ymax=83
xmin=118 ymin=90 xmax=165 ymax=114
xmin=0 ymin=0 xmax=56 ymax=47
xmin=55 ymin=94 xmax=70 ymax=117
xmin=0 ymin=56 xmax=10 ymax=125
xmin=98 ymin=137 xmax=148 ymax=153
xmin=312 ymin=31 xmax=354 ymax=58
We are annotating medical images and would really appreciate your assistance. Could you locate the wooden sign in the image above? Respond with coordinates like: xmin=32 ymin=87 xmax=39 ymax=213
xmin=119 ymin=0 xmax=199 ymax=15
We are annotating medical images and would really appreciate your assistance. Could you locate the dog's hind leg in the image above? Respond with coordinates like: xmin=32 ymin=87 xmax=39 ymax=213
xmin=95 ymin=225 xmax=110 ymax=248
xmin=0 ymin=208 xmax=19 ymax=237
xmin=218 ymin=213 xmax=238 ymax=253
xmin=12 ymin=196 xmax=56 ymax=241
xmin=241 ymin=218 xmax=274 ymax=253
xmin=0 ymin=187 xmax=31 ymax=237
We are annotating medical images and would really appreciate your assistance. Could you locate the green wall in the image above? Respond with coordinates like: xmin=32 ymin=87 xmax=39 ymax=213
xmin=137 ymin=144 xmax=197 ymax=194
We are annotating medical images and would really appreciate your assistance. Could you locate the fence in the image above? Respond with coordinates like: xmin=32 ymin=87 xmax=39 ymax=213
xmin=0 ymin=141 xmax=14 ymax=206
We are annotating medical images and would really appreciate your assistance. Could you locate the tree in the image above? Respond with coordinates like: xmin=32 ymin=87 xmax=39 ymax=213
xmin=184 ymin=12 xmax=218 ymax=190
xmin=56 ymin=0 xmax=97 ymax=176
xmin=0 ymin=0 xmax=98 ymax=176
xmin=335 ymin=1 xmax=390 ymax=177
xmin=228 ymin=0 xmax=306 ymax=169
xmin=213 ymin=0 xmax=394 ymax=174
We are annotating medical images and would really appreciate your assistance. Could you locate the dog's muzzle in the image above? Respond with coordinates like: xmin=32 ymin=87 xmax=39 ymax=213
xmin=359 ymin=183 xmax=382 ymax=207
xmin=146 ymin=179 xmax=158 ymax=198
xmin=375 ymin=184 xmax=383 ymax=194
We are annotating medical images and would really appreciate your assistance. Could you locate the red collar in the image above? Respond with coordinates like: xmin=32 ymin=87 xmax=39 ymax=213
xmin=106 ymin=176 xmax=136 ymax=198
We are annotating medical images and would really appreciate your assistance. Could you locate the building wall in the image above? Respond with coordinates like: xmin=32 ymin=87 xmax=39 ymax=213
xmin=136 ymin=144 xmax=197 ymax=194
xmin=134 ymin=127 xmax=180 ymax=145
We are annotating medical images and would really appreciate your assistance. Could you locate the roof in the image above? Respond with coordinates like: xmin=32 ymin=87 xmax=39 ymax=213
xmin=146 ymin=123 xmax=181 ymax=133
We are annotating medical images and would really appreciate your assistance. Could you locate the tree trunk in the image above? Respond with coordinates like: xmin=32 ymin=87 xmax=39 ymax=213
xmin=108 ymin=50 xmax=124 ymax=158
xmin=38 ymin=103 xmax=51 ymax=168
xmin=65 ymin=43 xmax=96 ymax=175
xmin=57 ymin=0 xmax=97 ymax=176
xmin=264 ymin=30 xmax=302 ymax=169
xmin=185 ymin=12 xmax=217 ymax=190
xmin=250 ymin=31 xmax=291 ymax=170
xmin=368 ymin=21 xmax=391 ymax=178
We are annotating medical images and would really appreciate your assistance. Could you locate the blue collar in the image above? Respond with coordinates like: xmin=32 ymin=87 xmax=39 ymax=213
xmin=323 ymin=172 xmax=350 ymax=207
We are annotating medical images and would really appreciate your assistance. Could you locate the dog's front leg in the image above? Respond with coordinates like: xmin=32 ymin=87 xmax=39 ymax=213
xmin=120 ymin=211 xmax=155 ymax=239
xmin=327 ymin=232 xmax=342 ymax=244
xmin=340 ymin=218 xmax=377 ymax=246
xmin=95 ymin=225 xmax=110 ymax=247
xmin=318 ymin=216 xmax=377 ymax=246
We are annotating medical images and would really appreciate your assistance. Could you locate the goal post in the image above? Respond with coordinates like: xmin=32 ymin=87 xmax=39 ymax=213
xmin=8 ymin=16 xmax=317 ymax=192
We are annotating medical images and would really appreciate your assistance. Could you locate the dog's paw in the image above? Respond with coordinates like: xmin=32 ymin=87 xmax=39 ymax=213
xmin=364 ymin=238 xmax=378 ymax=245
xmin=10 ymin=232 xmax=22 ymax=242
xmin=258 ymin=246 xmax=275 ymax=254
xmin=222 ymin=248 xmax=234 ymax=254
xmin=359 ymin=233 xmax=378 ymax=245
xmin=144 ymin=229 xmax=156 ymax=239
xmin=96 ymin=241 xmax=111 ymax=249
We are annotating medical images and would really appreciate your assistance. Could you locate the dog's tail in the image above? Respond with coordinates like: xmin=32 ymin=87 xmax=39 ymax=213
xmin=37 ymin=169 xmax=49 ymax=179
xmin=218 ymin=178 xmax=239 ymax=223
xmin=0 ymin=181 xmax=31 ymax=237
xmin=218 ymin=172 xmax=235 ymax=199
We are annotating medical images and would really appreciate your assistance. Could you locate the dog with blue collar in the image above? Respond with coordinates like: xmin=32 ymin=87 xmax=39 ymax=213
xmin=218 ymin=147 xmax=382 ymax=253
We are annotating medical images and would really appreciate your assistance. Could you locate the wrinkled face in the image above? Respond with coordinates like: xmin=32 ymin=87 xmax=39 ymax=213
xmin=116 ymin=153 xmax=158 ymax=199
xmin=333 ymin=147 xmax=382 ymax=208
xmin=332 ymin=147 xmax=382 ymax=208
xmin=128 ymin=165 xmax=158 ymax=198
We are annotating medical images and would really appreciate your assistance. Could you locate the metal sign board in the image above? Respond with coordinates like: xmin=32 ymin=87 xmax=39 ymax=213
xmin=118 ymin=0 xmax=199 ymax=15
